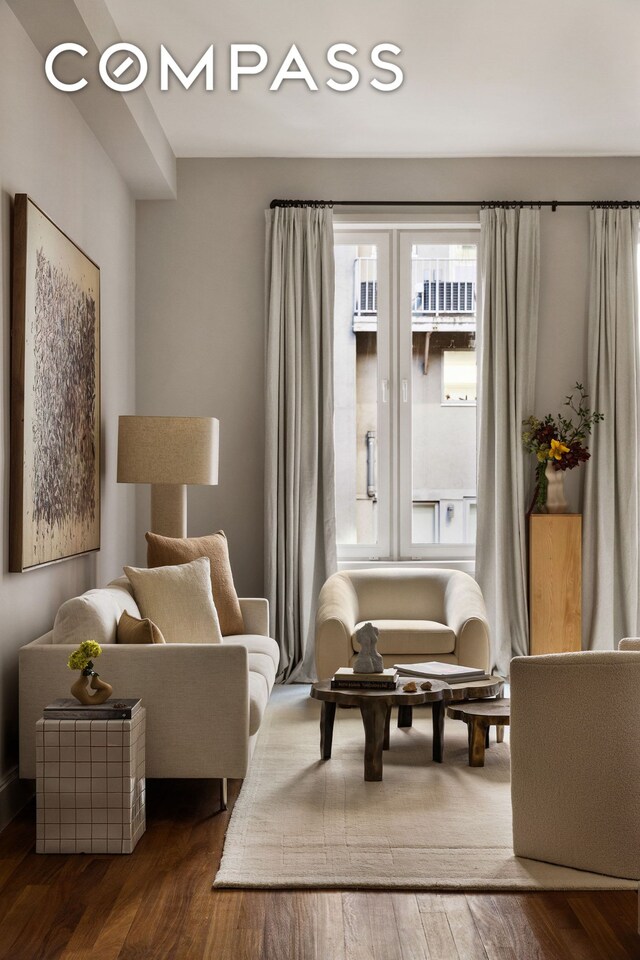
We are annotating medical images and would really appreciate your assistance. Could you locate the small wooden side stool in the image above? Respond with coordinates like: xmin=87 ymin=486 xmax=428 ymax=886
xmin=446 ymin=699 xmax=510 ymax=767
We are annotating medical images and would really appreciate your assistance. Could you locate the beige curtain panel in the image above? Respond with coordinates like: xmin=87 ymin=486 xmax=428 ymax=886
xmin=583 ymin=207 xmax=640 ymax=649
xmin=475 ymin=207 xmax=540 ymax=676
xmin=264 ymin=206 xmax=337 ymax=682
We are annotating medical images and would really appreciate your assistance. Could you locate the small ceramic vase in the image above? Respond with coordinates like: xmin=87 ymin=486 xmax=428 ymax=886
xmin=70 ymin=672 xmax=113 ymax=705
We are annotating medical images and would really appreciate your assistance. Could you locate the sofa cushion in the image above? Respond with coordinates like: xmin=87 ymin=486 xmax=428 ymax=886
xmin=249 ymin=670 xmax=270 ymax=735
xmin=223 ymin=635 xmax=279 ymax=690
xmin=52 ymin=584 xmax=141 ymax=646
xmin=145 ymin=530 xmax=245 ymax=637
xmin=124 ymin=557 xmax=223 ymax=645
xmin=117 ymin=610 xmax=166 ymax=645
xmin=353 ymin=619 xmax=456 ymax=655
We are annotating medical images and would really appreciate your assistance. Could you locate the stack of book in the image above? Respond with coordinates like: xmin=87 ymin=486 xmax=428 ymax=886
xmin=331 ymin=667 xmax=398 ymax=690
xmin=393 ymin=662 xmax=490 ymax=682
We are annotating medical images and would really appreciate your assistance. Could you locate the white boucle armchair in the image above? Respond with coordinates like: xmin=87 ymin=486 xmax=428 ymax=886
xmin=19 ymin=578 xmax=279 ymax=809
xmin=315 ymin=568 xmax=491 ymax=680
xmin=510 ymin=643 xmax=640 ymax=881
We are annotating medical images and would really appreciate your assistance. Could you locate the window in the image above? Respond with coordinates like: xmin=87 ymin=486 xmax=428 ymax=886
xmin=333 ymin=225 xmax=479 ymax=561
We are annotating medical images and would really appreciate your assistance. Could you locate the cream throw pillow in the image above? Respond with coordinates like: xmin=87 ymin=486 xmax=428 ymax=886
xmin=123 ymin=557 xmax=223 ymax=645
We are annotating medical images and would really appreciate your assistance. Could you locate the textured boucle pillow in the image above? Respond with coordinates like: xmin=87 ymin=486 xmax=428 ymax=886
xmin=145 ymin=530 xmax=245 ymax=636
xmin=123 ymin=556 xmax=223 ymax=645
xmin=117 ymin=610 xmax=166 ymax=645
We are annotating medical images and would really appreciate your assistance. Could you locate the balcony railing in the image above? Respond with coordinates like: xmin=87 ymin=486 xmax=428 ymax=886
xmin=353 ymin=257 xmax=477 ymax=328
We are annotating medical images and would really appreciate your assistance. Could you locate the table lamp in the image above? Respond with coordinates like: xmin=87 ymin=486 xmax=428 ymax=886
xmin=117 ymin=416 xmax=219 ymax=537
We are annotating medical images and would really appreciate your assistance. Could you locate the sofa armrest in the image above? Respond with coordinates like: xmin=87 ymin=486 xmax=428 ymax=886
xmin=239 ymin=598 xmax=269 ymax=637
xmin=443 ymin=575 xmax=491 ymax=672
xmin=20 ymin=643 xmax=250 ymax=780
xmin=314 ymin=573 xmax=360 ymax=680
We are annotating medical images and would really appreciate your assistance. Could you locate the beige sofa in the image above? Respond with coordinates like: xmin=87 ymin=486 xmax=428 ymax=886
xmin=510 ymin=645 xmax=640 ymax=880
xmin=315 ymin=568 xmax=491 ymax=680
xmin=19 ymin=577 xmax=279 ymax=802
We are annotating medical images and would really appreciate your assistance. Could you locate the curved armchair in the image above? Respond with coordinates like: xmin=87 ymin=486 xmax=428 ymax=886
xmin=510 ymin=649 xmax=640 ymax=880
xmin=315 ymin=568 xmax=491 ymax=680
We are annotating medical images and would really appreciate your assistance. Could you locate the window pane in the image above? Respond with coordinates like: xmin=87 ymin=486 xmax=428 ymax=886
xmin=410 ymin=243 xmax=477 ymax=545
xmin=334 ymin=244 xmax=378 ymax=546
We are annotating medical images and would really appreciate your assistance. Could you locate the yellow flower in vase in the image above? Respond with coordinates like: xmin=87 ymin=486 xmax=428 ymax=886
xmin=549 ymin=438 xmax=570 ymax=461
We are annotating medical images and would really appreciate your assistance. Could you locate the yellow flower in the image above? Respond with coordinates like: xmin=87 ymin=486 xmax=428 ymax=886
xmin=536 ymin=448 xmax=549 ymax=462
xmin=550 ymin=438 xmax=570 ymax=461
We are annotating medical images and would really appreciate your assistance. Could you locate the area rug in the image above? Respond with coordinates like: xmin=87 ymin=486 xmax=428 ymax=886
xmin=214 ymin=685 xmax=635 ymax=890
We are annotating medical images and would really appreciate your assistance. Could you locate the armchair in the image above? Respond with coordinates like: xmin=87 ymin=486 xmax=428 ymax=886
xmin=510 ymin=647 xmax=640 ymax=880
xmin=315 ymin=568 xmax=491 ymax=680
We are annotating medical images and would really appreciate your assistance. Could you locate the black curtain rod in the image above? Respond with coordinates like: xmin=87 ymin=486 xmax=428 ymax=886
xmin=270 ymin=199 xmax=640 ymax=212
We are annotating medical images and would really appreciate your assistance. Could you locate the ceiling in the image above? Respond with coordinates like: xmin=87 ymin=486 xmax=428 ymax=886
xmin=102 ymin=0 xmax=640 ymax=159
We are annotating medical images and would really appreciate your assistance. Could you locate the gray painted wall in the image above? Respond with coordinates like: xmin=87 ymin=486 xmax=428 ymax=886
xmin=0 ymin=3 xmax=137 ymax=826
xmin=136 ymin=155 xmax=640 ymax=594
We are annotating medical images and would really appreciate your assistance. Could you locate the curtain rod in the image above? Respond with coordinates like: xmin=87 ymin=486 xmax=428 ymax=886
xmin=269 ymin=199 xmax=640 ymax=212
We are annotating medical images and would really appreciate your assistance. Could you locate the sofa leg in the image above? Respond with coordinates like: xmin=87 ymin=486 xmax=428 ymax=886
xmin=218 ymin=777 xmax=228 ymax=813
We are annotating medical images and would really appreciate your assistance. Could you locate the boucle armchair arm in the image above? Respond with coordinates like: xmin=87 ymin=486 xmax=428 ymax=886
xmin=20 ymin=643 xmax=250 ymax=780
xmin=315 ymin=574 xmax=360 ymax=680
xmin=618 ymin=637 xmax=640 ymax=650
xmin=510 ymin=651 xmax=640 ymax=880
xmin=443 ymin=575 xmax=491 ymax=672
xmin=239 ymin=598 xmax=270 ymax=637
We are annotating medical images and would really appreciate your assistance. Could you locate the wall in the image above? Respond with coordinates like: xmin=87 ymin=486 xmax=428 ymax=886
xmin=136 ymin=155 xmax=640 ymax=595
xmin=0 ymin=2 xmax=137 ymax=827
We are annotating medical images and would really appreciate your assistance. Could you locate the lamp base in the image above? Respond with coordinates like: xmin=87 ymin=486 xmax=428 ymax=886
xmin=150 ymin=484 xmax=187 ymax=538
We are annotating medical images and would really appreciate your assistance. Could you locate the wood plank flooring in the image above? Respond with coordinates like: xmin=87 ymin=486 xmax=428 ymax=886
xmin=0 ymin=779 xmax=638 ymax=960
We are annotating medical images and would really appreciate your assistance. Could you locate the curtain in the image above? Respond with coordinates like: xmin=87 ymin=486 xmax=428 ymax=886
xmin=475 ymin=207 xmax=540 ymax=675
xmin=264 ymin=206 xmax=337 ymax=682
xmin=583 ymin=207 xmax=640 ymax=648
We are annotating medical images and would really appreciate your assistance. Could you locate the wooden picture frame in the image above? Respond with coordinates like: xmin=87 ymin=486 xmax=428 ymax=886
xmin=10 ymin=195 xmax=101 ymax=572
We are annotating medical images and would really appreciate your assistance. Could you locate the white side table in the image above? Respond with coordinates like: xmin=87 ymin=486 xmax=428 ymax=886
xmin=35 ymin=705 xmax=146 ymax=854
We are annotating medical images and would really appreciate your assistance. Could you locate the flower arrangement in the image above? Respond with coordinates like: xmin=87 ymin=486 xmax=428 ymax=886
xmin=67 ymin=640 xmax=103 ymax=676
xmin=522 ymin=383 xmax=603 ymax=511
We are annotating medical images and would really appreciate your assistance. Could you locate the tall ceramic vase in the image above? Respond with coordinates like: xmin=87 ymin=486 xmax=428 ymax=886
xmin=544 ymin=462 xmax=568 ymax=514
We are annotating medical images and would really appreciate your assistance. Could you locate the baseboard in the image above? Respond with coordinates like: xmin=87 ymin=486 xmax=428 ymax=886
xmin=0 ymin=766 xmax=34 ymax=833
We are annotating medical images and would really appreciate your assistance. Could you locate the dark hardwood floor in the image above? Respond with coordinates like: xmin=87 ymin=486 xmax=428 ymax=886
xmin=0 ymin=779 xmax=638 ymax=960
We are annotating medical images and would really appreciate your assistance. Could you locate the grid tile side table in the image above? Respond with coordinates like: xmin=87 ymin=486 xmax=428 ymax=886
xmin=36 ymin=708 xmax=146 ymax=854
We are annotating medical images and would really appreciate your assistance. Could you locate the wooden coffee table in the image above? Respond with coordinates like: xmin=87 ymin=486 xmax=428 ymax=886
xmin=310 ymin=680 xmax=450 ymax=781
xmin=446 ymin=698 xmax=510 ymax=767
xmin=396 ymin=675 xmax=505 ymax=762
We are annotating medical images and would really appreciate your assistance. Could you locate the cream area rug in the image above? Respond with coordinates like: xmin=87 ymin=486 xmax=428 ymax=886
xmin=214 ymin=685 xmax=635 ymax=890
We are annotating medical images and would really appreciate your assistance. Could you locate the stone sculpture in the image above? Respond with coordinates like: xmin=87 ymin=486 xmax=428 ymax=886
xmin=352 ymin=621 xmax=384 ymax=674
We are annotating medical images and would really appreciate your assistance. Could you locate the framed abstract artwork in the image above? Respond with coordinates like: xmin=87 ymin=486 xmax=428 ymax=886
xmin=10 ymin=195 xmax=100 ymax=571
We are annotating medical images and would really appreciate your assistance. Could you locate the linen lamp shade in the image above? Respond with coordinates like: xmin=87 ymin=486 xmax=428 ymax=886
xmin=117 ymin=416 xmax=219 ymax=537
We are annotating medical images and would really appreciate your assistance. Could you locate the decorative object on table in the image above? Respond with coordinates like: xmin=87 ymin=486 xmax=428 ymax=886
xmin=522 ymin=383 xmax=603 ymax=513
xmin=394 ymin=661 xmax=489 ymax=682
xmin=10 ymin=194 xmax=100 ymax=572
xmin=331 ymin=667 xmax=398 ymax=691
xmin=36 ymin=701 xmax=145 ymax=854
xmin=117 ymin=416 xmax=219 ymax=538
xmin=67 ymin=640 xmax=112 ymax=705
xmin=352 ymin=621 xmax=384 ymax=674
xmin=420 ymin=681 xmax=433 ymax=691
xmin=402 ymin=680 xmax=418 ymax=692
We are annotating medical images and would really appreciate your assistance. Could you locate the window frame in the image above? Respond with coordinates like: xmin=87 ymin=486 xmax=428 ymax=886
xmin=333 ymin=220 xmax=481 ymax=563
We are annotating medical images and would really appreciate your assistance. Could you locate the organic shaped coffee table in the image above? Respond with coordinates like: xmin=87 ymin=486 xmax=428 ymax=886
xmin=310 ymin=679 xmax=450 ymax=781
